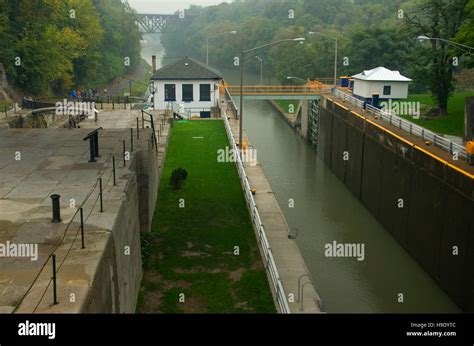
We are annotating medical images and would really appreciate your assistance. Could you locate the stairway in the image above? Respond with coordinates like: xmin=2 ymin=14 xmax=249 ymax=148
xmin=166 ymin=102 xmax=191 ymax=119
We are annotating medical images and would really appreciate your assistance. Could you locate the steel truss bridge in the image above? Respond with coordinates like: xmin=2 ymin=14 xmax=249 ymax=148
xmin=136 ymin=14 xmax=193 ymax=34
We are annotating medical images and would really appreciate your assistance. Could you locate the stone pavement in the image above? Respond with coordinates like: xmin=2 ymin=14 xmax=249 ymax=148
xmin=0 ymin=109 xmax=171 ymax=313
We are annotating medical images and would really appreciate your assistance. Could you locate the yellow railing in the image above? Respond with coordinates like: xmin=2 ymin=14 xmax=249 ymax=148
xmin=226 ymin=84 xmax=332 ymax=95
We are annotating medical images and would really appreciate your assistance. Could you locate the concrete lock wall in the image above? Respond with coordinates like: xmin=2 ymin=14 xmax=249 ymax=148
xmin=82 ymin=134 xmax=159 ymax=313
xmin=317 ymin=97 xmax=474 ymax=312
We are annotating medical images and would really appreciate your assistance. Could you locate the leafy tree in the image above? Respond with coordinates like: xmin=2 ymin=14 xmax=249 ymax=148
xmin=455 ymin=0 xmax=474 ymax=68
xmin=403 ymin=0 xmax=471 ymax=116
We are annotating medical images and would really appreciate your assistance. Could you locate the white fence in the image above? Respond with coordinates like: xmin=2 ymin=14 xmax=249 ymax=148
xmin=332 ymin=89 xmax=467 ymax=160
xmin=222 ymin=113 xmax=291 ymax=314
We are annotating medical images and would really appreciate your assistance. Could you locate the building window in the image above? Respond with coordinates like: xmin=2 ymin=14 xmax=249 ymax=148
xmin=383 ymin=85 xmax=391 ymax=95
xmin=164 ymin=84 xmax=176 ymax=101
xmin=199 ymin=84 xmax=211 ymax=101
xmin=182 ymin=84 xmax=193 ymax=102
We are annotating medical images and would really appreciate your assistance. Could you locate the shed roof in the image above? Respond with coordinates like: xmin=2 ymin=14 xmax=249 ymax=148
xmin=352 ymin=67 xmax=412 ymax=82
xmin=150 ymin=57 xmax=223 ymax=81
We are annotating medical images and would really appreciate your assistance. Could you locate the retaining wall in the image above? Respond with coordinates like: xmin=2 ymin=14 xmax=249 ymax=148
xmin=317 ymin=97 xmax=474 ymax=312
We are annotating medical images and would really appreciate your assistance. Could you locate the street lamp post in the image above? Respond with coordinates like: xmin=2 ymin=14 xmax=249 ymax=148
xmin=255 ymin=56 xmax=263 ymax=85
xmin=417 ymin=35 xmax=474 ymax=54
xmin=206 ymin=30 xmax=237 ymax=65
xmin=308 ymin=31 xmax=338 ymax=87
xmin=239 ymin=38 xmax=305 ymax=155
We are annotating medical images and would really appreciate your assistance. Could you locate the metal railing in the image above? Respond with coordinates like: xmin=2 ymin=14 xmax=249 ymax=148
xmin=13 ymin=126 xmax=157 ymax=313
xmin=332 ymin=89 xmax=467 ymax=160
xmin=222 ymin=112 xmax=291 ymax=313
xmin=223 ymin=84 xmax=239 ymax=119
xmin=226 ymin=85 xmax=332 ymax=95
xmin=166 ymin=102 xmax=191 ymax=119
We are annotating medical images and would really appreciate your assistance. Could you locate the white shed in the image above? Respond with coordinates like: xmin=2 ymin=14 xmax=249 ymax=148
xmin=150 ymin=57 xmax=223 ymax=118
xmin=351 ymin=67 xmax=412 ymax=100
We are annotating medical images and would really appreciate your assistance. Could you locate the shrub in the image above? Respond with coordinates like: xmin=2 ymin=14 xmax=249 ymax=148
xmin=169 ymin=168 xmax=188 ymax=190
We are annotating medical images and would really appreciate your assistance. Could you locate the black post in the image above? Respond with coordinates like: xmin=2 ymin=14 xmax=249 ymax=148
xmin=123 ymin=140 xmax=126 ymax=167
xmin=112 ymin=156 xmax=116 ymax=186
xmin=80 ymin=207 xmax=85 ymax=249
xmin=4 ymin=106 xmax=7 ymax=118
xmin=51 ymin=254 xmax=58 ymax=305
xmin=88 ymin=136 xmax=96 ymax=162
xmin=141 ymin=110 xmax=144 ymax=129
xmin=99 ymin=178 xmax=103 ymax=212
xmin=50 ymin=194 xmax=61 ymax=223
xmin=112 ymin=100 xmax=115 ymax=110
xmin=94 ymin=132 xmax=100 ymax=158
xmin=130 ymin=128 xmax=134 ymax=152
xmin=137 ymin=118 xmax=139 ymax=139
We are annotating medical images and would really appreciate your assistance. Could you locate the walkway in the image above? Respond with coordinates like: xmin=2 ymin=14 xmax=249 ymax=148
xmin=227 ymin=116 xmax=323 ymax=313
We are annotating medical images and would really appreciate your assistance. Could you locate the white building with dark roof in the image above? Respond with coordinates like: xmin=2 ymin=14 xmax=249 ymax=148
xmin=150 ymin=57 xmax=223 ymax=118
xmin=351 ymin=67 xmax=412 ymax=100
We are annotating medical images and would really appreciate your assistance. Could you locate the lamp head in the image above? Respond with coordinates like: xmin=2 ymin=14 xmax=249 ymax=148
xmin=417 ymin=35 xmax=431 ymax=42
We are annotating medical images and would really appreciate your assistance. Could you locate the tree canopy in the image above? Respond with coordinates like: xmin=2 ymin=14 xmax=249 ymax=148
xmin=0 ymin=0 xmax=141 ymax=96
xmin=160 ymin=0 xmax=473 ymax=115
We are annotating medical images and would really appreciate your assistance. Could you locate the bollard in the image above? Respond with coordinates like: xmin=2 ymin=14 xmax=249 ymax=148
xmin=99 ymin=178 xmax=103 ymax=212
xmin=112 ymin=100 xmax=115 ymax=110
xmin=80 ymin=207 xmax=85 ymax=249
xmin=141 ymin=110 xmax=144 ymax=129
xmin=89 ymin=134 xmax=97 ymax=162
xmin=50 ymin=194 xmax=61 ymax=223
xmin=51 ymin=254 xmax=58 ymax=305
xmin=94 ymin=132 xmax=100 ymax=158
xmin=112 ymin=156 xmax=116 ymax=186
xmin=130 ymin=128 xmax=134 ymax=152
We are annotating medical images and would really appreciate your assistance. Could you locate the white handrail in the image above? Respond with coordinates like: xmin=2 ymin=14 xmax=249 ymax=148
xmin=222 ymin=113 xmax=291 ymax=314
xmin=332 ymin=89 xmax=467 ymax=160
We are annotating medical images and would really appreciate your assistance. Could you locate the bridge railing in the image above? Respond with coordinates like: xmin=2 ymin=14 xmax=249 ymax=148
xmin=222 ymin=111 xmax=291 ymax=314
xmin=226 ymin=85 xmax=331 ymax=95
xmin=333 ymin=89 xmax=467 ymax=160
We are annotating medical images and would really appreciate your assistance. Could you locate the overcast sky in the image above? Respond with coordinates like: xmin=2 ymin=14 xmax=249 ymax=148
xmin=128 ymin=0 xmax=230 ymax=14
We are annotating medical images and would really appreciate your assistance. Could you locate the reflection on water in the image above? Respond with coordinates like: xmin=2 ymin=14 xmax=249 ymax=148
xmin=237 ymin=97 xmax=460 ymax=313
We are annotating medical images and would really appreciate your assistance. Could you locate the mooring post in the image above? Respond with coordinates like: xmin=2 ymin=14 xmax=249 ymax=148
xmin=50 ymin=194 xmax=61 ymax=223
xmin=80 ymin=207 xmax=85 ymax=249
xmin=51 ymin=254 xmax=58 ymax=305
xmin=130 ymin=128 xmax=134 ymax=152
xmin=94 ymin=132 xmax=100 ymax=158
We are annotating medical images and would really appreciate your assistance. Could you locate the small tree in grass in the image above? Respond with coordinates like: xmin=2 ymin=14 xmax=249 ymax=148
xmin=170 ymin=168 xmax=188 ymax=190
